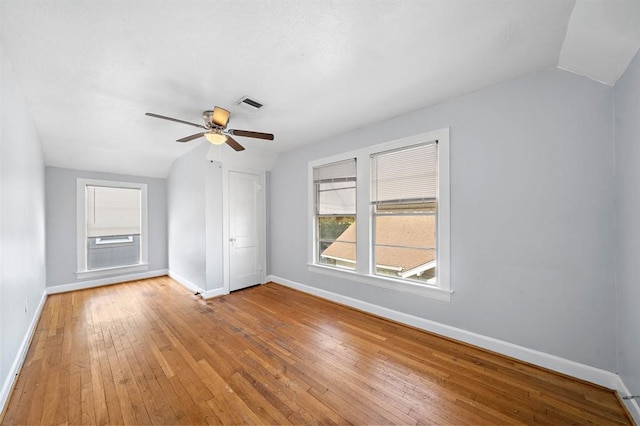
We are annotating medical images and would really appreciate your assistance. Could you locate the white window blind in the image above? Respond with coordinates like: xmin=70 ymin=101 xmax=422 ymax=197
xmin=371 ymin=142 xmax=437 ymax=205
xmin=314 ymin=159 xmax=356 ymax=215
xmin=86 ymin=185 xmax=141 ymax=237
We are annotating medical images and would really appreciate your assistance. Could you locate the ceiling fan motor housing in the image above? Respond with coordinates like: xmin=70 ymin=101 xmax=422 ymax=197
xmin=202 ymin=110 xmax=215 ymax=128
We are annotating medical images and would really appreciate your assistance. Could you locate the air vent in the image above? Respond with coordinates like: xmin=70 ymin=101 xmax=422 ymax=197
xmin=235 ymin=96 xmax=264 ymax=112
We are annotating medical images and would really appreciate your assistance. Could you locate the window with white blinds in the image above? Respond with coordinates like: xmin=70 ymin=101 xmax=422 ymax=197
xmin=371 ymin=142 xmax=438 ymax=284
xmin=77 ymin=178 xmax=148 ymax=277
xmin=86 ymin=186 xmax=141 ymax=237
xmin=314 ymin=159 xmax=357 ymax=215
xmin=308 ymin=128 xmax=450 ymax=300
xmin=313 ymin=159 xmax=357 ymax=269
xmin=371 ymin=142 xmax=437 ymax=207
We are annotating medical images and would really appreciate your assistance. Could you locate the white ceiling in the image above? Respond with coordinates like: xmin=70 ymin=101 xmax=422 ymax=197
xmin=1 ymin=1 xmax=639 ymax=178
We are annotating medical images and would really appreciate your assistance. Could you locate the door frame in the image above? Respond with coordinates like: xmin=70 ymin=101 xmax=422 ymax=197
xmin=222 ymin=165 xmax=267 ymax=294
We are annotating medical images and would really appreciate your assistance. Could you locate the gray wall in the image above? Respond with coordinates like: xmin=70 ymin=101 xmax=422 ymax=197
xmin=167 ymin=141 xmax=223 ymax=291
xmin=614 ymin=50 xmax=640 ymax=396
xmin=270 ymin=68 xmax=617 ymax=371
xmin=0 ymin=45 xmax=47 ymax=405
xmin=45 ymin=167 xmax=167 ymax=286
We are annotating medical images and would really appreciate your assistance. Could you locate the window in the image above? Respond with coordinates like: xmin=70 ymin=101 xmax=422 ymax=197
xmin=371 ymin=143 xmax=437 ymax=284
xmin=77 ymin=179 xmax=148 ymax=278
xmin=308 ymin=128 xmax=450 ymax=301
xmin=313 ymin=159 xmax=357 ymax=270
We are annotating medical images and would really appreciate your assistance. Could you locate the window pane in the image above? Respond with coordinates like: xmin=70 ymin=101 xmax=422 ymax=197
xmin=87 ymin=236 xmax=141 ymax=269
xmin=318 ymin=181 xmax=356 ymax=215
xmin=86 ymin=184 xmax=142 ymax=270
xmin=318 ymin=216 xmax=356 ymax=241
xmin=374 ymin=215 xmax=435 ymax=249
xmin=319 ymin=241 xmax=356 ymax=270
xmin=314 ymin=158 xmax=357 ymax=269
xmin=371 ymin=142 xmax=438 ymax=285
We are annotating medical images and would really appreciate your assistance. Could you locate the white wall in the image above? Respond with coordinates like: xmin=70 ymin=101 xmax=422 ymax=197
xmin=265 ymin=171 xmax=271 ymax=276
xmin=0 ymin=44 xmax=47 ymax=410
xmin=167 ymin=141 xmax=224 ymax=292
xmin=614 ymin=50 xmax=640 ymax=398
xmin=270 ymin=68 xmax=617 ymax=371
xmin=45 ymin=167 xmax=168 ymax=287
xmin=205 ymin=157 xmax=224 ymax=291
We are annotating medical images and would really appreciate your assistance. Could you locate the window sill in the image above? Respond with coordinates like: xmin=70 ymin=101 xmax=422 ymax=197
xmin=76 ymin=263 xmax=149 ymax=280
xmin=307 ymin=264 xmax=452 ymax=302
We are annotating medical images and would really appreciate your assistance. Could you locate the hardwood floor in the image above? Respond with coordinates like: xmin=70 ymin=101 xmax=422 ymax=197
xmin=1 ymin=277 xmax=632 ymax=425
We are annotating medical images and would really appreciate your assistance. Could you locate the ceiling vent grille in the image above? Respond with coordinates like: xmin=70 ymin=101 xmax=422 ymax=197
xmin=235 ymin=96 xmax=264 ymax=112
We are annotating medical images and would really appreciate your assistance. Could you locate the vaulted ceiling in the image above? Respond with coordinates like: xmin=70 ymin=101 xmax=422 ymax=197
xmin=1 ymin=1 xmax=639 ymax=177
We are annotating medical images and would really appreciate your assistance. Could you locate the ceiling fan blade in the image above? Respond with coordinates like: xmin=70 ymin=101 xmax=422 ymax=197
xmin=228 ymin=129 xmax=274 ymax=140
xmin=177 ymin=132 xmax=204 ymax=142
xmin=212 ymin=106 xmax=230 ymax=127
xmin=145 ymin=112 xmax=207 ymax=129
xmin=225 ymin=136 xmax=245 ymax=151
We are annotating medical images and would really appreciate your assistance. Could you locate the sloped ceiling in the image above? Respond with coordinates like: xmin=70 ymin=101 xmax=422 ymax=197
xmin=559 ymin=0 xmax=640 ymax=84
xmin=1 ymin=1 xmax=639 ymax=178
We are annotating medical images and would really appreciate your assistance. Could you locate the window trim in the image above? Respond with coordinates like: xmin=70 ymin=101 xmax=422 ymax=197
xmin=76 ymin=178 xmax=149 ymax=278
xmin=308 ymin=128 xmax=450 ymax=301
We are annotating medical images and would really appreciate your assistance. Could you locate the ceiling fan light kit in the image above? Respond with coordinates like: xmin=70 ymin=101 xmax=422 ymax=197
xmin=205 ymin=130 xmax=228 ymax=145
xmin=145 ymin=105 xmax=274 ymax=152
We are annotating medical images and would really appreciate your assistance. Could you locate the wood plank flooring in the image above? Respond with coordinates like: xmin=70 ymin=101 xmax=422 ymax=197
xmin=1 ymin=277 xmax=632 ymax=425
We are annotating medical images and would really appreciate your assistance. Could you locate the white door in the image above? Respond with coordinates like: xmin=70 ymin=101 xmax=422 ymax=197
xmin=229 ymin=171 xmax=263 ymax=291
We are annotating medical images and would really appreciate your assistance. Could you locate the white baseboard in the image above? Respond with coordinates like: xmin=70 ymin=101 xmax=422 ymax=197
xmin=202 ymin=288 xmax=226 ymax=299
xmin=168 ymin=271 xmax=205 ymax=295
xmin=47 ymin=269 xmax=168 ymax=295
xmin=268 ymin=274 xmax=620 ymax=390
xmin=616 ymin=375 xmax=640 ymax=424
xmin=0 ymin=289 xmax=47 ymax=416
xmin=168 ymin=271 xmax=227 ymax=299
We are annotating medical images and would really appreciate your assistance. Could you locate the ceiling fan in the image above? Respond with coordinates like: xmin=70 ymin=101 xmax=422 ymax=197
xmin=145 ymin=106 xmax=274 ymax=151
